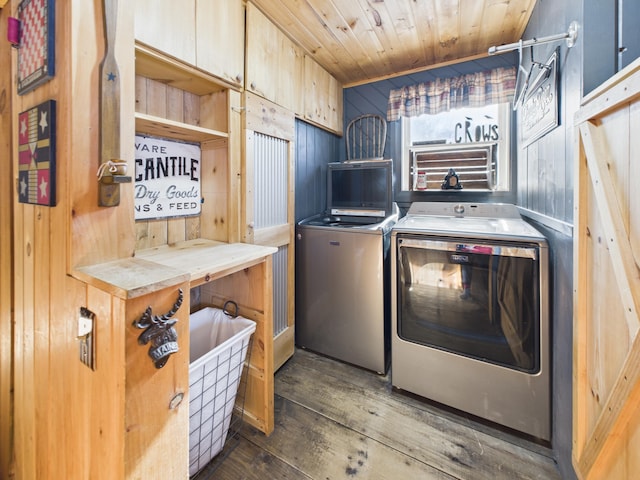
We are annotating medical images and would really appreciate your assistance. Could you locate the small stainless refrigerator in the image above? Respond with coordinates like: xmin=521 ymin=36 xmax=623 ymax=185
xmin=295 ymin=211 xmax=397 ymax=374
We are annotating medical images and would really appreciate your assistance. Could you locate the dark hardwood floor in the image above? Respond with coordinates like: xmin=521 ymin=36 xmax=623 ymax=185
xmin=195 ymin=348 xmax=561 ymax=479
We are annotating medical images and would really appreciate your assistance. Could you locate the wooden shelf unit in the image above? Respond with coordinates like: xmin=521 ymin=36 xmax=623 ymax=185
xmin=135 ymin=43 xmax=234 ymax=95
xmin=71 ymin=239 xmax=276 ymax=476
xmin=136 ymin=239 xmax=277 ymax=435
xmin=135 ymin=112 xmax=227 ymax=143
xmin=133 ymin=41 xmax=275 ymax=437
xmin=134 ymin=41 xmax=240 ymax=250
xmin=58 ymin=41 xmax=278 ymax=479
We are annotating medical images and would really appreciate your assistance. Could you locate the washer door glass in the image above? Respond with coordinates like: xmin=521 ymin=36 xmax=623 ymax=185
xmin=396 ymin=236 xmax=540 ymax=373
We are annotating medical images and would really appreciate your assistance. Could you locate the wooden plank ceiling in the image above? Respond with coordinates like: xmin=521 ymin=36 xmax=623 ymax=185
xmin=251 ymin=0 xmax=537 ymax=86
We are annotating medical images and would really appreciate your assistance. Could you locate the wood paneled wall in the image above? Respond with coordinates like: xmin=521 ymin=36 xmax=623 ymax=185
xmin=1 ymin=6 xmax=14 ymax=478
xmin=517 ymin=0 xmax=582 ymax=224
xmin=8 ymin=1 xmax=137 ymax=478
xmin=294 ymin=120 xmax=340 ymax=222
xmin=68 ymin=1 xmax=136 ymax=268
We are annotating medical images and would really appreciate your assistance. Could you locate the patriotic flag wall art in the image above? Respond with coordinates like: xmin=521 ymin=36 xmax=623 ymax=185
xmin=18 ymin=100 xmax=56 ymax=206
xmin=17 ymin=0 xmax=56 ymax=95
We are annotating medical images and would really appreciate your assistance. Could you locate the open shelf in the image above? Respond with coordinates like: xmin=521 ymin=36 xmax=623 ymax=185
xmin=135 ymin=43 xmax=232 ymax=95
xmin=135 ymin=112 xmax=228 ymax=143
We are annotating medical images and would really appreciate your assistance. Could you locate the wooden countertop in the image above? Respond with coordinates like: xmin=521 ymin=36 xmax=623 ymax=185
xmin=72 ymin=257 xmax=189 ymax=299
xmin=73 ymin=239 xmax=277 ymax=298
xmin=135 ymin=239 xmax=277 ymax=287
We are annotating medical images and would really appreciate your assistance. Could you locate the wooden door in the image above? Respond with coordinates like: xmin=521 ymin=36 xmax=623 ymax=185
xmin=125 ymin=283 xmax=190 ymax=479
xmin=304 ymin=55 xmax=344 ymax=135
xmin=196 ymin=0 xmax=245 ymax=88
xmin=243 ymin=92 xmax=296 ymax=371
xmin=573 ymin=58 xmax=640 ymax=479
xmin=245 ymin=3 xmax=304 ymax=114
xmin=133 ymin=0 xmax=196 ymax=66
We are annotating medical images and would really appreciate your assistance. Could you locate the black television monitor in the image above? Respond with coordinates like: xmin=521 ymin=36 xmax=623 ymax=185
xmin=327 ymin=159 xmax=393 ymax=218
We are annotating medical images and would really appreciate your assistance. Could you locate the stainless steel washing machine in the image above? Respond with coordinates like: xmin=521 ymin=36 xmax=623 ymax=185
xmin=391 ymin=202 xmax=550 ymax=440
xmin=295 ymin=208 xmax=398 ymax=374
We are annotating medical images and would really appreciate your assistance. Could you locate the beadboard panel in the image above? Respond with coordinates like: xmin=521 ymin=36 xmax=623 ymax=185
xmin=517 ymin=2 xmax=582 ymax=479
xmin=294 ymin=120 xmax=340 ymax=222
xmin=516 ymin=0 xmax=581 ymax=225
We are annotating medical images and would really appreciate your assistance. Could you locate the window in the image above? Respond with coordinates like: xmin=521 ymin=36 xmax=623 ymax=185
xmin=400 ymin=102 xmax=512 ymax=192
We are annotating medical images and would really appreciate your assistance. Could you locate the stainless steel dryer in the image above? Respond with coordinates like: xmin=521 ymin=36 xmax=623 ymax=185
xmin=391 ymin=202 xmax=550 ymax=440
xmin=296 ymin=209 xmax=398 ymax=374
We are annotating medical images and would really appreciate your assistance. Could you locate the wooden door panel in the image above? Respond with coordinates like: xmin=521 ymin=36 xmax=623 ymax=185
xmin=134 ymin=0 xmax=196 ymax=65
xmin=573 ymin=59 xmax=640 ymax=479
xmin=243 ymin=93 xmax=296 ymax=372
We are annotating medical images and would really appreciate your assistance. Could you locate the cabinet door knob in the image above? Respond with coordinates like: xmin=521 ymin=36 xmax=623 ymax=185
xmin=236 ymin=74 xmax=243 ymax=84
xmin=250 ymin=82 xmax=256 ymax=90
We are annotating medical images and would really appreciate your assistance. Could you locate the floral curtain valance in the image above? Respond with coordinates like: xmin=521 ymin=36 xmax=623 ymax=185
xmin=386 ymin=66 xmax=516 ymax=122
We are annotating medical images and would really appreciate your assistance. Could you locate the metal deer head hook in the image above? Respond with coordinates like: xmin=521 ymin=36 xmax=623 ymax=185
xmin=134 ymin=289 xmax=184 ymax=369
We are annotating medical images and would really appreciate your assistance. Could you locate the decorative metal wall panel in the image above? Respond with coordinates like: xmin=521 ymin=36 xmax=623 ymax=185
xmin=254 ymin=132 xmax=288 ymax=229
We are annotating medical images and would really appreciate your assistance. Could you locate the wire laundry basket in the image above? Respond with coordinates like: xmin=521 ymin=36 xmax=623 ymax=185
xmin=189 ymin=301 xmax=255 ymax=479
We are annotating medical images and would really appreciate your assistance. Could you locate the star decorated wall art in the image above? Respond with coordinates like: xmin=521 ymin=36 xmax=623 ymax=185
xmin=18 ymin=100 xmax=56 ymax=206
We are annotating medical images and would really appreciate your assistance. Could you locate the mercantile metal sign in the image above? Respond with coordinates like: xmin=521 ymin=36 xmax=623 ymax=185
xmin=134 ymin=135 xmax=201 ymax=220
